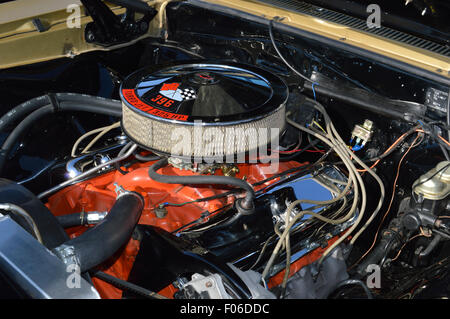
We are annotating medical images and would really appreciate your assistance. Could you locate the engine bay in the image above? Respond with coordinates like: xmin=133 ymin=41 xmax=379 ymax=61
xmin=0 ymin=0 xmax=450 ymax=301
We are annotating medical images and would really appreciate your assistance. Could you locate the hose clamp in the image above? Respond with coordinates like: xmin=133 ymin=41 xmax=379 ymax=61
xmin=113 ymin=183 xmax=144 ymax=204
xmin=113 ymin=183 xmax=127 ymax=198
xmin=52 ymin=244 xmax=80 ymax=268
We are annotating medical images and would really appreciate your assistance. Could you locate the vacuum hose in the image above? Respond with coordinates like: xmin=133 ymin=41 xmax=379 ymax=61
xmin=53 ymin=191 xmax=144 ymax=273
xmin=148 ymin=158 xmax=255 ymax=211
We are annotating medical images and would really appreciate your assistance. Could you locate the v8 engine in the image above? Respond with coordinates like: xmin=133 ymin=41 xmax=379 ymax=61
xmin=1 ymin=0 xmax=450 ymax=301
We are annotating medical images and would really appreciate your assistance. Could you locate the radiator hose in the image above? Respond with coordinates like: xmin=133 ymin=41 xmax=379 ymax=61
xmin=0 ymin=179 xmax=69 ymax=249
xmin=0 ymin=93 xmax=121 ymax=132
xmin=0 ymin=94 xmax=122 ymax=175
xmin=53 ymin=191 xmax=144 ymax=273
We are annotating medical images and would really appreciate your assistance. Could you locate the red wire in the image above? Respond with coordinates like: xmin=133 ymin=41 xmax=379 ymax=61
xmin=272 ymin=149 xmax=325 ymax=154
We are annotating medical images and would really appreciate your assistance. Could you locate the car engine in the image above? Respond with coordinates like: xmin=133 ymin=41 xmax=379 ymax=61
xmin=0 ymin=0 xmax=449 ymax=301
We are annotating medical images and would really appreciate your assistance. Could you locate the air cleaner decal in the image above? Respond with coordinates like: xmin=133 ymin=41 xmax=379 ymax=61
xmin=122 ymin=89 xmax=188 ymax=121
xmin=159 ymin=82 xmax=197 ymax=102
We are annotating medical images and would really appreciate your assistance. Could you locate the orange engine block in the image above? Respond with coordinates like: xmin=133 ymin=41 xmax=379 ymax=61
xmin=45 ymin=160 xmax=304 ymax=298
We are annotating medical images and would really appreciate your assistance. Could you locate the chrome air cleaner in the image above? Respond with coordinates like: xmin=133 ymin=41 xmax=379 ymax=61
xmin=120 ymin=61 xmax=287 ymax=161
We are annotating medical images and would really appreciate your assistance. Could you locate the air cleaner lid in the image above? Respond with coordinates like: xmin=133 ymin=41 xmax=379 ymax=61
xmin=120 ymin=61 xmax=288 ymax=124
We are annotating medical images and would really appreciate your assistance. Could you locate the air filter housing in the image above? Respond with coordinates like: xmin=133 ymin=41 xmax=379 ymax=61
xmin=120 ymin=61 xmax=287 ymax=161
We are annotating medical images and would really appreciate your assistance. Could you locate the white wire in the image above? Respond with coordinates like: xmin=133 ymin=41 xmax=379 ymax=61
xmin=71 ymin=122 xmax=120 ymax=157
xmin=261 ymin=115 xmax=361 ymax=280
xmin=311 ymin=101 xmax=385 ymax=250
xmin=262 ymin=98 xmax=385 ymax=280
xmin=81 ymin=122 xmax=121 ymax=154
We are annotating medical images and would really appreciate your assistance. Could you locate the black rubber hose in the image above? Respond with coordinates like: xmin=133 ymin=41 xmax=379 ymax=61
xmin=0 ymin=102 xmax=122 ymax=175
xmin=53 ymin=192 xmax=143 ymax=273
xmin=329 ymin=279 xmax=374 ymax=299
xmin=0 ymin=95 xmax=48 ymax=132
xmin=418 ymin=234 xmax=441 ymax=258
xmin=91 ymin=270 xmax=168 ymax=299
xmin=1 ymin=103 xmax=121 ymax=153
xmin=355 ymin=230 xmax=401 ymax=277
xmin=0 ymin=93 xmax=121 ymax=132
xmin=135 ymin=153 xmax=161 ymax=162
xmin=56 ymin=212 xmax=88 ymax=228
xmin=148 ymin=158 xmax=255 ymax=209
xmin=0 ymin=179 xmax=69 ymax=249
xmin=55 ymin=93 xmax=121 ymax=108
